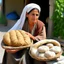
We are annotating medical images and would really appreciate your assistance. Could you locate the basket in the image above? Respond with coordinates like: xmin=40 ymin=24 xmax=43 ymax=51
xmin=29 ymin=39 xmax=62 ymax=61
xmin=1 ymin=40 xmax=33 ymax=50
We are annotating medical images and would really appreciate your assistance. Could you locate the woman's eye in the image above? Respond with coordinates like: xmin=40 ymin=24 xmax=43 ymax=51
xmin=36 ymin=14 xmax=39 ymax=16
xmin=32 ymin=14 xmax=34 ymax=16
xmin=32 ymin=14 xmax=39 ymax=16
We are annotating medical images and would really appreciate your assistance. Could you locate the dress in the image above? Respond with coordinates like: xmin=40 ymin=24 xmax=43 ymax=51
xmin=2 ymin=20 xmax=46 ymax=64
xmin=23 ymin=20 xmax=46 ymax=64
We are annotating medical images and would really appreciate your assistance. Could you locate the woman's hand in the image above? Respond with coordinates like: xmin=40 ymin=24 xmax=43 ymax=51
xmin=26 ymin=32 xmax=36 ymax=40
xmin=6 ymin=49 xmax=20 ymax=54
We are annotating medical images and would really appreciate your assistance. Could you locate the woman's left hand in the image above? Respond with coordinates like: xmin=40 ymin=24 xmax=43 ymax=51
xmin=6 ymin=49 xmax=19 ymax=54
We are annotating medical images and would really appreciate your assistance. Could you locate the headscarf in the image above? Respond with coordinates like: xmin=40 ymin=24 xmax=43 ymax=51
xmin=8 ymin=3 xmax=41 ymax=31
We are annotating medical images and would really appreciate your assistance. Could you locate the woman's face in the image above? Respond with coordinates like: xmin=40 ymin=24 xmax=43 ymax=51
xmin=26 ymin=9 xmax=40 ymax=23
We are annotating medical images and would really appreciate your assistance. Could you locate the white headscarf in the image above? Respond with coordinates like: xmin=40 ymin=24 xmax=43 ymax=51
xmin=8 ymin=3 xmax=41 ymax=31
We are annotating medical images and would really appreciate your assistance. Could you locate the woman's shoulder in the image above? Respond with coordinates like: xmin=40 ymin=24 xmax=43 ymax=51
xmin=37 ymin=20 xmax=45 ymax=26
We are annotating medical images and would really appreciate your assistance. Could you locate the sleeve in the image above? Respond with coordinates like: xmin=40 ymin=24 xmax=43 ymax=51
xmin=35 ymin=25 xmax=46 ymax=41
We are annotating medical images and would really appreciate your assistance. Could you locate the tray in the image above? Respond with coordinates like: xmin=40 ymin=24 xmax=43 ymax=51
xmin=1 ymin=41 xmax=33 ymax=50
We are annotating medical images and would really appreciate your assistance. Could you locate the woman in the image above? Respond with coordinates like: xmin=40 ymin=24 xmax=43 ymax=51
xmin=2 ymin=3 xmax=46 ymax=64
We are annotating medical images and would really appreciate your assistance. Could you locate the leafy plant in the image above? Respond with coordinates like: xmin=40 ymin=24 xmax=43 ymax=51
xmin=52 ymin=0 xmax=64 ymax=39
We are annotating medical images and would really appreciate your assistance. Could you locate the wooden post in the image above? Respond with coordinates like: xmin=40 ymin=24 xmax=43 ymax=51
xmin=47 ymin=0 xmax=55 ymax=38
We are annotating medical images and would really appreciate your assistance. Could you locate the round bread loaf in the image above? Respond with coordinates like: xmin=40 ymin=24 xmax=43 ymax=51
xmin=44 ymin=51 xmax=56 ymax=58
xmin=3 ymin=30 xmax=32 ymax=47
xmin=38 ymin=45 xmax=49 ymax=53
xmin=46 ymin=43 xmax=54 ymax=48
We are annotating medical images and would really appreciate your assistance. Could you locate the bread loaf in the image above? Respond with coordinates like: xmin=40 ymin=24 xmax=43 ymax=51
xmin=3 ymin=30 xmax=32 ymax=47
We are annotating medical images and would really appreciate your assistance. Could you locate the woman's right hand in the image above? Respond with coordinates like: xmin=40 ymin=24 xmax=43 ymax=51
xmin=26 ymin=32 xmax=36 ymax=40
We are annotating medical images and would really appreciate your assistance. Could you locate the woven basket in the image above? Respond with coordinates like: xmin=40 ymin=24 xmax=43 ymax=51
xmin=29 ymin=39 xmax=62 ymax=61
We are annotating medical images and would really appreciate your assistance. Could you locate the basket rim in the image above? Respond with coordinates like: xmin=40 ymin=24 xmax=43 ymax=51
xmin=1 ymin=40 xmax=33 ymax=50
xmin=32 ymin=39 xmax=61 ymax=48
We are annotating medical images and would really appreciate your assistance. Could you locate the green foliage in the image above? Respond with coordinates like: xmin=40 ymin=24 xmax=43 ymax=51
xmin=52 ymin=0 xmax=64 ymax=39
xmin=0 ymin=12 xmax=7 ymax=25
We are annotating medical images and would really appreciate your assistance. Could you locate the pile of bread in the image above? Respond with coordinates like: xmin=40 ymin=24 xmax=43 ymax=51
xmin=29 ymin=39 xmax=62 ymax=61
xmin=3 ymin=30 xmax=32 ymax=47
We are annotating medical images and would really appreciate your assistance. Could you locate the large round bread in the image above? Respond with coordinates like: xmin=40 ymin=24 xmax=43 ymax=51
xmin=3 ymin=30 xmax=32 ymax=47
